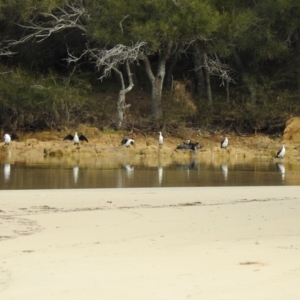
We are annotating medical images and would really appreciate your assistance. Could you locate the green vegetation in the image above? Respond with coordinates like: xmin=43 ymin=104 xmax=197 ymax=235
xmin=0 ymin=0 xmax=300 ymax=133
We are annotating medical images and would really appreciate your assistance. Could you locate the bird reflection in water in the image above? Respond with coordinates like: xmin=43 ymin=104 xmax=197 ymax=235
xmin=123 ymin=164 xmax=134 ymax=179
xmin=157 ymin=150 xmax=163 ymax=186
xmin=177 ymin=158 xmax=198 ymax=170
xmin=276 ymin=163 xmax=285 ymax=181
xmin=221 ymin=163 xmax=228 ymax=181
xmin=73 ymin=165 xmax=79 ymax=184
xmin=4 ymin=163 xmax=11 ymax=182
xmin=176 ymin=158 xmax=199 ymax=180
xmin=158 ymin=166 xmax=163 ymax=186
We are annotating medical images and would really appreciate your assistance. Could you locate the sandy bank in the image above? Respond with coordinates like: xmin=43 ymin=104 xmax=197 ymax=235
xmin=1 ymin=129 xmax=300 ymax=166
xmin=0 ymin=186 xmax=300 ymax=299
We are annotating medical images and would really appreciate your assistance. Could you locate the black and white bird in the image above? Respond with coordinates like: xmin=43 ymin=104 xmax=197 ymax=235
xmin=176 ymin=140 xmax=201 ymax=150
xmin=4 ymin=133 xmax=11 ymax=145
xmin=121 ymin=138 xmax=135 ymax=147
xmin=63 ymin=132 xmax=88 ymax=145
xmin=176 ymin=140 xmax=191 ymax=149
xmin=221 ymin=137 xmax=228 ymax=149
xmin=275 ymin=144 xmax=285 ymax=159
xmin=158 ymin=132 xmax=163 ymax=147
xmin=189 ymin=143 xmax=199 ymax=155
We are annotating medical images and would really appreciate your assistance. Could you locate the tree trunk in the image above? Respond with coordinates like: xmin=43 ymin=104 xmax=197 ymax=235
xmin=142 ymin=55 xmax=166 ymax=118
xmin=115 ymin=60 xmax=134 ymax=130
xmin=233 ymin=48 xmax=256 ymax=104
xmin=166 ymin=51 xmax=180 ymax=89
xmin=141 ymin=42 xmax=174 ymax=119
xmin=192 ymin=43 xmax=205 ymax=102
xmin=116 ymin=90 xmax=131 ymax=130
xmin=203 ymin=53 xmax=213 ymax=107
xmin=151 ymin=72 xmax=164 ymax=117
xmin=226 ymin=81 xmax=230 ymax=103
xmin=204 ymin=68 xmax=213 ymax=107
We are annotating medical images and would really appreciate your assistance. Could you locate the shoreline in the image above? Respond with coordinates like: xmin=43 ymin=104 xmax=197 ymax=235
xmin=1 ymin=130 xmax=299 ymax=165
xmin=1 ymin=186 xmax=300 ymax=299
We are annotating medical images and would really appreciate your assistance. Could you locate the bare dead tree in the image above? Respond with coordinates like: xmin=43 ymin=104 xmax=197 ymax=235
xmin=202 ymin=53 xmax=236 ymax=86
xmin=5 ymin=0 xmax=149 ymax=129
xmin=194 ymin=52 xmax=236 ymax=105
xmin=85 ymin=42 xmax=149 ymax=80
xmin=66 ymin=42 xmax=150 ymax=129
xmin=6 ymin=0 xmax=88 ymax=47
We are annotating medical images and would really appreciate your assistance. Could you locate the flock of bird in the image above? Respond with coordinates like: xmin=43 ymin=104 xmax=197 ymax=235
xmin=2 ymin=131 xmax=286 ymax=159
xmin=121 ymin=132 xmax=218 ymax=153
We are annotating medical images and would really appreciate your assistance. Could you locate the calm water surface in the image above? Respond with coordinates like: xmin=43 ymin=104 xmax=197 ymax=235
xmin=1 ymin=156 xmax=300 ymax=189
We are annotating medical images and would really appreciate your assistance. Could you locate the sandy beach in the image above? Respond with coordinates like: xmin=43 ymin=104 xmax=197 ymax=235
xmin=0 ymin=186 xmax=300 ymax=299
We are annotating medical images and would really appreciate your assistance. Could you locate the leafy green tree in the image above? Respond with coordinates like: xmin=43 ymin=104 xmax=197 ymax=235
xmin=4 ymin=0 xmax=220 ymax=127
xmin=211 ymin=0 xmax=288 ymax=105
xmin=88 ymin=0 xmax=219 ymax=119
xmin=1 ymin=0 xmax=299 ymax=132
xmin=267 ymin=0 xmax=300 ymax=98
xmin=0 ymin=66 xmax=88 ymax=130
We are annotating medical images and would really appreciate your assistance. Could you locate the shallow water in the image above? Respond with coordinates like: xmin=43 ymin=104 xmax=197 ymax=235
xmin=1 ymin=156 xmax=300 ymax=189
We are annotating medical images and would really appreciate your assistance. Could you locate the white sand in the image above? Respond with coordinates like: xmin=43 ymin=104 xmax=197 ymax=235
xmin=0 ymin=186 xmax=300 ymax=300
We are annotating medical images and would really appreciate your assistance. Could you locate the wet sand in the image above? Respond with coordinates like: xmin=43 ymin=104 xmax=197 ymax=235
xmin=0 ymin=186 xmax=300 ymax=299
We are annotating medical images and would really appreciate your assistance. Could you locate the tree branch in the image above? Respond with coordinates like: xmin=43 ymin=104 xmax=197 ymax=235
xmin=200 ymin=53 xmax=237 ymax=85
xmin=7 ymin=1 xmax=88 ymax=47
xmin=65 ymin=42 xmax=150 ymax=81
xmin=119 ymin=15 xmax=129 ymax=34
xmin=140 ymin=53 xmax=155 ymax=83
xmin=0 ymin=39 xmax=17 ymax=57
